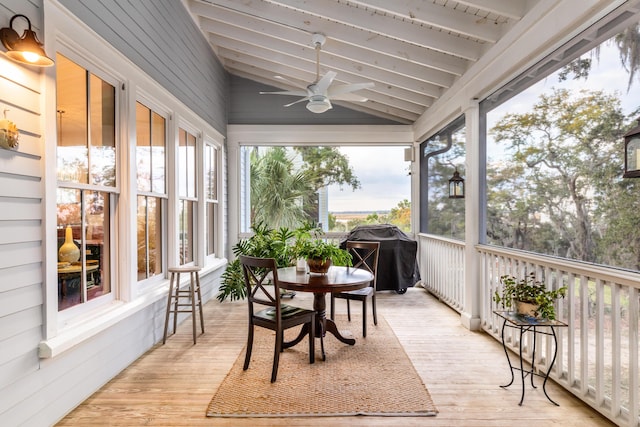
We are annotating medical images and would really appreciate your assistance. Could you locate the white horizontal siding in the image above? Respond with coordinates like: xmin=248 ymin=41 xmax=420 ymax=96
xmin=0 ymin=5 xmax=47 ymax=427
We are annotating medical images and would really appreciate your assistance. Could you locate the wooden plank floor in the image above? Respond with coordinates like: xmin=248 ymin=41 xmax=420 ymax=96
xmin=57 ymin=287 xmax=615 ymax=426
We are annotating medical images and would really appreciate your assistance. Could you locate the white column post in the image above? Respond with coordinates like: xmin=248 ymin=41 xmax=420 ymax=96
xmin=461 ymin=100 xmax=481 ymax=330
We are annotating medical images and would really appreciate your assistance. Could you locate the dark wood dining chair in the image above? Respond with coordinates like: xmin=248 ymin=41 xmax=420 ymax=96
xmin=330 ymin=240 xmax=380 ymax=337
xmin=239 ymin=255 xmax=315 ymax=382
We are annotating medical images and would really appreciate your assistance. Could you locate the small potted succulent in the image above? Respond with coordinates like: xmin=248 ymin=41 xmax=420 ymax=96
xmin=493 ymin=272 xmax=567 ymax=320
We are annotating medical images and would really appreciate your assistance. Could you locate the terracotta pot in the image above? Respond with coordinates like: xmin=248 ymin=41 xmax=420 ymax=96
xmin=306 ymin=258 xmax=332 ymax=274
xmin=516 ymin=300 xmax=539 ymax=318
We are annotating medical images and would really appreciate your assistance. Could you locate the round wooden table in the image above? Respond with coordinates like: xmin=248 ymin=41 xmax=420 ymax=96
xmin=276 ymin=266 xmax=374 ymax=360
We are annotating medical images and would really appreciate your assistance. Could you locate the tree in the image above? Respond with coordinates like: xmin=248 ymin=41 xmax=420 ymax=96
xmin=250 ymin=147 xmax=313 ymax=229
xmin=387 ymin=199 xmax=411 ymax=232
xmin=293 ymin=146 xmax=361 ymax=221
xmin=249 ymin=146 xmax=361 ymax=230
xmin=490 ymin=88 xmax=627 ymax=263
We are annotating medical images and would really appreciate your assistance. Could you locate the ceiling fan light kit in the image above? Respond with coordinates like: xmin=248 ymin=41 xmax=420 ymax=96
xmin=306 ymin=95 xmax=332 ymax=113
xmin=259 ymin=33 xmax=374 ymax=114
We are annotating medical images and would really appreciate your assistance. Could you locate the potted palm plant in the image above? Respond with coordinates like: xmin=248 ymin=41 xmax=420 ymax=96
xmin=493 ymin=272 xmax=567 ymax=320
xmin=217 ymin=222 xmax=296 ymax=302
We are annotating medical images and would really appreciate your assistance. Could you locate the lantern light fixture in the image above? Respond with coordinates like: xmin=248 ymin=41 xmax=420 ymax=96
xmin=448 ymin=168 xmax=464 ymax=199
xmin=0 ymin=14 xmax=54 ymax=67
xmin=623 ymin=117 xmax=640 ymax=178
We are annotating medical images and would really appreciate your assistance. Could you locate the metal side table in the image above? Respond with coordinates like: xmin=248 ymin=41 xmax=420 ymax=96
xmin=494 ymin=311 xmax=568 ymax=406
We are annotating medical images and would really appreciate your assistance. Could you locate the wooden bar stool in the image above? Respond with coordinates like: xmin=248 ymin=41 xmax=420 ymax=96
xmin=163 ymin=265 xmax=204 ymax=344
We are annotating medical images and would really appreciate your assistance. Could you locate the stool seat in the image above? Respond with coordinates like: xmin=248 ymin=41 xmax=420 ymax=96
xmin=163 ymin=266 xmax=204 ymax=344
xmin=168 ymin=265 xmax=202 ymax=273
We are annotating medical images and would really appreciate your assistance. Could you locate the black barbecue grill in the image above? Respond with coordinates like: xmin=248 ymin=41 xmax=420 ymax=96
xmin=340 ymin=224 xmax=420 ymax=294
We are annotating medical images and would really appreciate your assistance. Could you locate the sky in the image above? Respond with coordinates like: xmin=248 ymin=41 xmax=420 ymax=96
xmin=487 ymin=40 xmax=638 ymax=156
xmin=326 ymin=146 xmax=411 ymax=212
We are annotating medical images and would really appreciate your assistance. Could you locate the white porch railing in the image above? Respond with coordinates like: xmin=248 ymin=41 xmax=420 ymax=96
xmin=418 ymin=233 xmax=465 ymax=313
xmin=418 ymin=233 xmax=640 ymax=426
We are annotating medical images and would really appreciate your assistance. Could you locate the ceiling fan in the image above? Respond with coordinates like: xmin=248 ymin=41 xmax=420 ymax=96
xmin=260 ymin=33 xmax=374 ymax=113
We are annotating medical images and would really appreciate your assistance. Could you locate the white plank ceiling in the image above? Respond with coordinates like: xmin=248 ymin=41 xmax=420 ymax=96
xmin=185 ymin=0 xmax=531 ymax=124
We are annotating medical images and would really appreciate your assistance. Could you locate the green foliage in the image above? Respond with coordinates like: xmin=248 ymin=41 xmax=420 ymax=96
xmin=217 ymin=222 xmax=352 ymax=301
xmin=217 ymin=222 xmax=298 ymax=302
xmin=296 ymin=239 xmax=352 ymax=266
xmin=493 ymin=273 xmax=567 ymax=320
xmin=294 ymin=146 xmax=361 ymax=191
xmin=250 ymin=148 xmax=313 ymax=230
xmin=289 ymin=223 xmax=352 ymax=266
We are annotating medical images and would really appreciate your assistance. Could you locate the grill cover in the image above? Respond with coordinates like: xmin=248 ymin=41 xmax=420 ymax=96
xmin=340 ymin=224 xmax=420 ymax=292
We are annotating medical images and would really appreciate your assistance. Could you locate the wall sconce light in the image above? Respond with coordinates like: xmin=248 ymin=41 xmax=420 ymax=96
xmin=623 ymin=117 xmax=640 ymax=178
xmin=0 ymin=14 xmax=54 ymax=67
xmin=448 ymin=168 xmax=464 ymax=199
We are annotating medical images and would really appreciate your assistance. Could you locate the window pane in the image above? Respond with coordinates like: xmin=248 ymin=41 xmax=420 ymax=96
xmin=206 ymin=202 xmax=216 ymax=256
xmin=485 ymin=22 xmax=640 ymax=271
xmin=239 ymin=146 xmax=411 ymax=233
xmin=56 ymin=54 xmax=88 ymax=183
xmin=57 ymin=188 xmax=83 ymax=310
xmin=205 ymin=144 xmax=217 ymax=200
xmin=136 ymin=103 xmax=151 ymax=192
xmin=179 ymin=200 xmax=194 ymax=264
xmin=151 ymin=112 xmax=166 ymax=194
xmin=57 ymin=189 xmax=111 ymax=310
xmin=423 ymin=120 xmax=466 ymax=240
xmin=137 ymin=104 xmax=166 ymax=195
xmin=89 ymin=74 xmax=116 ymax=186
xmin=178 ymin=128 xmax=196 ymax=198
xmin=137 ymin=196 xmax=163 ymax=280
xmin=85 ymin=191 xmax=110 ymax=302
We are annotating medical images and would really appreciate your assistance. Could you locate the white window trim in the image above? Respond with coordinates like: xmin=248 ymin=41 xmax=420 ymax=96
xmin=203 ymin=137 xmax=223 ymax=262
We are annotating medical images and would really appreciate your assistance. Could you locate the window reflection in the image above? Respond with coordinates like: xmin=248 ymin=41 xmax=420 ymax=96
xmin=56 ymin=54 xmax=115 ymax=187
xmin=57 ymin=189 xmax=111 ymax=311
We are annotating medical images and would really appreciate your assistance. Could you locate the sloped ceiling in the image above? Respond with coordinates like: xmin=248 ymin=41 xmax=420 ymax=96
xmin=185 ymin=0 xmax=532 ymax=124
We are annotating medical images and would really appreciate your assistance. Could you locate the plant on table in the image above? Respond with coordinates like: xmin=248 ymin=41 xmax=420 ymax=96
xmin=294 ymin=230 xmax=352 ymax=273
xmin=493 ymin=272 xmax=567 ymax=320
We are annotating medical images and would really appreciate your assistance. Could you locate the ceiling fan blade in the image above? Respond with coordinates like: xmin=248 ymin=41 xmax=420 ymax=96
xmin=314 ymin=71 xmax=337 ymax=94
xmin=330 ymin=92 xmax=369 ymax=102
xmin=283 ymin=97 xmax=310 ymax=107
xmin=327 ymin=82 xmax=374 ymax=98
xmin=260 ymin=89 xmax=309 ymax=97
xmin=273 ymin=75 xmax=306 ymax=89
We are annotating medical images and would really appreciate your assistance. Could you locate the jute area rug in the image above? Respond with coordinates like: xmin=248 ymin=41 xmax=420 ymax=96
xmin=206 ymin=315 xmax=437 ymax=418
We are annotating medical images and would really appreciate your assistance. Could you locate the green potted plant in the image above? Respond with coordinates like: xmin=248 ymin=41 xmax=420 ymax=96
xmin=493 ymin=272 xmax=567 ymax=320
xmin=295 ymin=238 xmax=352 ymax=274
xmin=217 ymin=222 xmax=296 ymax=302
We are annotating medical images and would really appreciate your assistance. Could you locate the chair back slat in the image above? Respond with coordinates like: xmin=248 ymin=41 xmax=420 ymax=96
xmin=346 ymin=241 xmax=380 ymax=289
xmin=240 ymin=255 xmax=282 ymax=317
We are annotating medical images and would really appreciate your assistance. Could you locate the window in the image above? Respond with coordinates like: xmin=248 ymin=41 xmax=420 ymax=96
xmin=483 ymin=17 xmax=640 ymax=271
xmin=204 ymin=142 xmax=218 ymax=256
xmin=136 ymin=102 xmax=166 ymax=281
xmin=420 ymin=116 xmax=466 ymax=239
xmin=178 ymin=127 xmax=197 ymax=264
xmin=56 ymin=53 xmax=116 ymax=311
xmin=239 ymin=145 xmax=411 ymax=233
